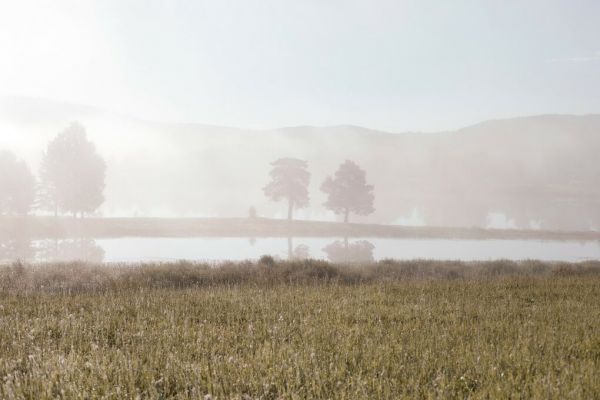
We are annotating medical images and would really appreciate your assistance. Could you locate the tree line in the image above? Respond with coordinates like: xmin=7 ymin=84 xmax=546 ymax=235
xmin=1 ymin=123 xmax=106 ymax=218
xmin=1 ymin=122 xmax=374 ymax=222
xmin=263 ymin=158 xmax=374 ymax=222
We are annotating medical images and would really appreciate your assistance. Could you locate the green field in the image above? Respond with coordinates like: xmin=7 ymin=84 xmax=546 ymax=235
xmin=1 ymin=260 xmax=599 ymax=399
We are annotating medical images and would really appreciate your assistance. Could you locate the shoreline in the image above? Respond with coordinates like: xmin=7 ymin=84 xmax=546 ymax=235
xmin=2 ymin=216 xmax=600 ymax=241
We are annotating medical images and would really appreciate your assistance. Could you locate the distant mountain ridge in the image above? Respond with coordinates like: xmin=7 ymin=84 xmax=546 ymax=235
xmin=3 ymin=94 xmax=599 ymax=137
xmin=1 ymin=95 xmax=599 ymax=230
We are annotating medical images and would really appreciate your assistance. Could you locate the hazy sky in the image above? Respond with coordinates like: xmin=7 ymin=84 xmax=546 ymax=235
xmin=1 ymin=0 xmax=599 ymax=132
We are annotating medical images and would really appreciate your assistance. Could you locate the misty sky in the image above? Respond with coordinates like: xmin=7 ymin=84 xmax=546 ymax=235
xmin=1 ymin=0 xmax=599 ymax=132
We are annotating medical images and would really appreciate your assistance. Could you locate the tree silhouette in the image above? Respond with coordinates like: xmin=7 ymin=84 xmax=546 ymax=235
xmin=263 ymin=158 xmax=310 ymax=220
xmin=0 ymin=151 xmax=35 ymax=216
xmin=321 ymin=160 xmax=374 ymax=223
xmin=39 ymin=123 xmax=106 ymax=217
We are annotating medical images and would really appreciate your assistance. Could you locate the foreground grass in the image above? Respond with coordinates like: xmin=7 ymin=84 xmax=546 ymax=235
xmin=1 ymin=261 xmax=599 ymax=399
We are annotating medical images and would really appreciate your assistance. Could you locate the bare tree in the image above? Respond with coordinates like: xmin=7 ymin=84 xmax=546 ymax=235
xmin=321 ymin=160 xmax=374 ymax=223
xmin=0 ymin=150 xmax=35 ymax=216
xmin=263 ymin=158 xmax=310 ymax=220
xmin=39 ymin=123 xmax=106 ymax=217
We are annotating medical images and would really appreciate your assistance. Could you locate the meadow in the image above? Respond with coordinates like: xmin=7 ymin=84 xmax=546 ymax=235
xmin=1 ymin=259 xmax=599 ymax=399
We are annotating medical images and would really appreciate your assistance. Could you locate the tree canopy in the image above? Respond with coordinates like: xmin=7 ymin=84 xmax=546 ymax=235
xmin=321 ymin=160 xmax=374 ymax=223
xmin=39 ymin=123 xmax=106 ymax=217
xmin=0 ymin=151 xmax=36 ymax=216
xmin=263 ymin=158 xmax=310 ymax=220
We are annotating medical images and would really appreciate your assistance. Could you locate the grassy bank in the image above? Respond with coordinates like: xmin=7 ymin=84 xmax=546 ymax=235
xmin=3 ymin=216 xmax=600 ymax=241
xmin=1 ymin=261 xmax=600 ymax=399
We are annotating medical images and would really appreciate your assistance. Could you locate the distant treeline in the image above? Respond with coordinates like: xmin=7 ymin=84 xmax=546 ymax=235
xmin=3 ymin=115 xmax=600 ymax=231
xmin=2 ymin=122 xmax=377 ymax=224
xmin=1 ymin=122 xmax=105 ymax=218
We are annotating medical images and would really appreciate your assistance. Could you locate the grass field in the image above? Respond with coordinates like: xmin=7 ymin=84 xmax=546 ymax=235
xmin=1 ymin=260 xmax=599 ymax=399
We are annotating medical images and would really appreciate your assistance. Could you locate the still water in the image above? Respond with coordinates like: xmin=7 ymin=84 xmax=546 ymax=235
xmin=2 ymin=236 xmax=599 ymax=263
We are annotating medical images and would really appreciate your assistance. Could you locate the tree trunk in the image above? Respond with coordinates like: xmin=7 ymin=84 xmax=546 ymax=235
xmin=287 ymin=199 xmax=293 ymax=220
xmin=287 ymin=237 xmax=293 ymax=260
xmin=344 ymin=208 xmax=349 ymax=224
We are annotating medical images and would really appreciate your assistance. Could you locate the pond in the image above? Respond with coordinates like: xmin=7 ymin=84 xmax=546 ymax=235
xmin=2 ymin=236 xmax=600 ymax=263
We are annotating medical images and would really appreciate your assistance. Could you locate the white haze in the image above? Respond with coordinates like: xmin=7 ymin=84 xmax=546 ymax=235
xmin=1 ymin=1 xmax=599 ymax=231
xmin=1 ymin=0 xmax=599 ymax=132
xmin=2 ymin=96 xmax=600 ymax=231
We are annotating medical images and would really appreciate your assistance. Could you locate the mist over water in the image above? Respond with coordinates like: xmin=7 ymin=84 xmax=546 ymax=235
xmin=2 ymin=99 xmax=600 ymax=266
xmin=4 ymin=4 xmax=600 ymax=399
xmin=1 ymin=1 xmax=599 ymax=264
xmin=3 ymin=234 xmax=600 ymax=264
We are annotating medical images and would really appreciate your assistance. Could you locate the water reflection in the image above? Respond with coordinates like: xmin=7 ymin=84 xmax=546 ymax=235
xmin=293 ymin=244 xmax=310 ymax=260
xmin=0 ymin=235 xmax=105 ymax=264
xmin=0 ymin=233 xmax=35 ymax=262
xmin=287 ymin=237 xmax=311 ymax=260
xmin=0 ymin=221 xmax=35 ymax=262
xmin=2 ymin=234 xmax=600 ymax=264
xmin=36 ymin=238 xmax=105 ymax=263
xmin=322 ymin=238 xmax=375 ymax=263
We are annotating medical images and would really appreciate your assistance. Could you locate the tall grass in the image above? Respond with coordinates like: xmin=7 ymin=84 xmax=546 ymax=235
xmin=1 ymin=260 xmax=599 ymax=398
xmin=1 ymin=259 xmax=600 ymax=293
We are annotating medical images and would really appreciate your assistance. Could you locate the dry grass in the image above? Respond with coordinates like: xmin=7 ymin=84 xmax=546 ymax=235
xmin=2 ymin=259 xmax=600 ymax=293
xmin=1 ymin=260 xmax=599 ymax=399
